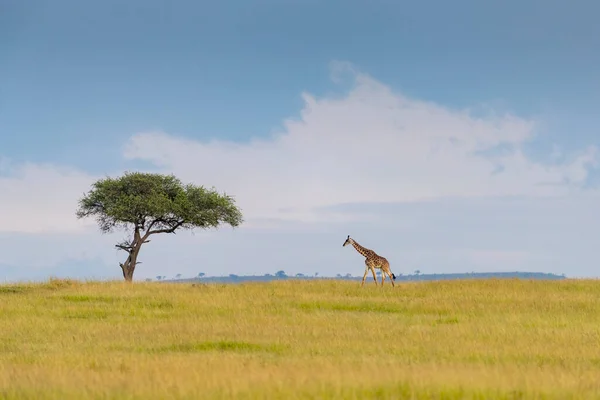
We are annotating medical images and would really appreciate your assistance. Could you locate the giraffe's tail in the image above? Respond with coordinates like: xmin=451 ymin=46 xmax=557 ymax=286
xmin=391 ymin=273 xmax=396 ymax=280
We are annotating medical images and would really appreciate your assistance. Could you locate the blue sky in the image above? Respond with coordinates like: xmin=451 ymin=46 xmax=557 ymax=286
xmin=1 ymin=0 xmax=599 ymax=281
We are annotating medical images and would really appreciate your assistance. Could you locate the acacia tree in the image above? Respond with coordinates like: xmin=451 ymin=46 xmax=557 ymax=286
xmin=76 ymin=172 xmax=243 ymax=282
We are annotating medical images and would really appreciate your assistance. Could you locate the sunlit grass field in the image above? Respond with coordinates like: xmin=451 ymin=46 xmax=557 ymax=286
xmin=1 ymin=278 xmax=600 ymax=399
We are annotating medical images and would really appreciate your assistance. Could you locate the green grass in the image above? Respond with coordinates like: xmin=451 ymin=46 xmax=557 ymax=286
xmin=1 ymin=277 xmax=600 ymax=399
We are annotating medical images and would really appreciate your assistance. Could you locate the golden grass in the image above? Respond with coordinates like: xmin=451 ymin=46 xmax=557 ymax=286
xmin=1 ymin=277 xmax=600 ymax=399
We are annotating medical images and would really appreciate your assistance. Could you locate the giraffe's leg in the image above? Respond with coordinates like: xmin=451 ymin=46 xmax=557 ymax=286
xmin=361 ymin=268 xmax=369 ymax=287
xmin=380 ymin=269 xmax=385 ymax=286
xmin=385 ymin=270 xmax=395 ymax=287
xmin=370 ymin=268 xmax=378 ymax=286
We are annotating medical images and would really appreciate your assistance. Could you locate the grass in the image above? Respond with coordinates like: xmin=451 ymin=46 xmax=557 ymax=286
xmin=1 ymin=277 xmax=600 ymax=399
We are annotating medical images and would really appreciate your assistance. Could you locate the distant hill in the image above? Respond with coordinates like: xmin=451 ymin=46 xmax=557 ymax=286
xmin=164 ymin=271 xmax=566 ymax=284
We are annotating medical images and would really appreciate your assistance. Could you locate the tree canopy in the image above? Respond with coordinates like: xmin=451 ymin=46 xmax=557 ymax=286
xmin=76 ymin=171 xmax=243 ymax=281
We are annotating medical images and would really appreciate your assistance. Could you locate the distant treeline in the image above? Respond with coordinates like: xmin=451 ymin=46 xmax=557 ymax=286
xmin=164 ymin=271 xmax=566 ymax=284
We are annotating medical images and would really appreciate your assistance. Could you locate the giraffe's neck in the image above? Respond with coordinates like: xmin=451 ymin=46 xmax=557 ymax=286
xmin=351 ymin=240 xmax=372 ymax=258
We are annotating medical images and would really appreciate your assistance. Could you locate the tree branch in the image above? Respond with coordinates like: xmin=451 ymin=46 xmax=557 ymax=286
xmin=145 ymin=218 xmax=161 ymax=232
xmin=146 ymin=217 xmax=180 ymax=232
xmin=115 ymin=244 xmax=133 ymax=252
xmin=146 ymin=220 xmax=185 ymax=237
xmin=115 ymin=239 xmax=150 ymax=252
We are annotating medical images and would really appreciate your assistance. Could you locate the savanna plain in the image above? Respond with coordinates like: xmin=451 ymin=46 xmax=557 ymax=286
xmin=1 ymin=278 xmax=600 ymax=399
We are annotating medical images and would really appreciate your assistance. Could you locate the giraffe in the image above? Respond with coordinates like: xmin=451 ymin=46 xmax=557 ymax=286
xmin=342 ymin=235 xmax=396 ymax=287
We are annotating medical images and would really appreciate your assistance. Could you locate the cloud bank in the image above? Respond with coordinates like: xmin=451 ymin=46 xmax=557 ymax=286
xmin=123 ymin=67 xmax=598 ymax=224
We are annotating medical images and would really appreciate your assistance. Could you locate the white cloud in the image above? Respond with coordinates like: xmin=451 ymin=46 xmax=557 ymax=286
xmin=0 ymin=160 xmax=98 ymax=233
xmin=123 ymin=65 xmax=598 ymax=224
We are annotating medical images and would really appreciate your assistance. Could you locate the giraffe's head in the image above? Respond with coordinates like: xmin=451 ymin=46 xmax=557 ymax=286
xmin=342 ymin=235 xmax=353 ymax=247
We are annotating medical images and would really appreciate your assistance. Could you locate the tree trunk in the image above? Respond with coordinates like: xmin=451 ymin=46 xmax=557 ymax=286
xmin=118 ymin=226 xmax=153 ymax=282
xmin=120 ymin=245 xmax=141 ymax=282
